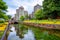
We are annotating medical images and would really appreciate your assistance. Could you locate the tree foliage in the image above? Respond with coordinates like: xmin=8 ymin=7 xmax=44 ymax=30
xmin=20 ymin=16 xmax=25 ymax=21
xmin=43 ymin=0 xmax=60 ymax=19
xmin=25 ymin=15 xmax=28 ymax=19
xmin=0 ymin=0 xmax=8 ymax=11
xmin=7 ymin=15 xmax=11 ymax=19
xmin=0 ymin=0 xmax=8 ymax=20
xmin=35 ymin=9 xmax=45 ymax=20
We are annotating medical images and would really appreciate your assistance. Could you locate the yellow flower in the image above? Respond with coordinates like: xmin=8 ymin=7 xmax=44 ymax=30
xmin=0 ymin=22 xmax=8 ymax=31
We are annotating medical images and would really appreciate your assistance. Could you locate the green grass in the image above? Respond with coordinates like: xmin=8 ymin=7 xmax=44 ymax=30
xmin=0 ymin=31 xmax=4 ymax=39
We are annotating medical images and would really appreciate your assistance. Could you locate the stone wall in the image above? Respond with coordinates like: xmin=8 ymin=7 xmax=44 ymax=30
xmin=23 ymin=22 xmax=60 ymax=30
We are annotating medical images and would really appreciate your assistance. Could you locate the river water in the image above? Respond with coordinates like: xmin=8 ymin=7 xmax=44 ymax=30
xmin=7 ymin=24 xmax=60 ymax=40
xmin=7 ymin=25 xmax=35 ymax=40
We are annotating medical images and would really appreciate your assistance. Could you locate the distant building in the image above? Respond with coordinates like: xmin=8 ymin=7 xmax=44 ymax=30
xmin=15 ymin=6 xmax=28 ymax=20
xmin=24 ymin=11 xmax=28 ymax=19
xmin=34 ymin=4 xmax=42 ymax=12
xmin=32 ymin=12 xmax=34 ymax=18
xmin=19 ymin=6 xmax=24 ymax=17
xmin=29 ymin=14 xmax=33 ymax=19
xmin=24 ymin=11 xmax=28 ymax=16
xmin=15 ymin=14 xmax=16 ymax=20
xmin=16 ymin=9 xmax=19 ymax=20
xmin=32 ymin=4 xmax=42 ymax=18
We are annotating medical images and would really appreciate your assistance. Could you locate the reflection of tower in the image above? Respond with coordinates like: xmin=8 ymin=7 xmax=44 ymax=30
xmin=16 ymin=24 xmax=20 ymax=36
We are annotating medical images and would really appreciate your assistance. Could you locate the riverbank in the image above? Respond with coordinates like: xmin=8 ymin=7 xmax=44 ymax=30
xmin=24 ymin=19 xmax=60 ymax=24
xmin=29 ymin=26 xmax=60 ymax=40
xmin=0 ymin=22 xmax=8 ymax=40
xmin=23 ymin=24 xmax=60 ymax=40
xmin=23 ymin=20 xmax=60 ymax=30
xmin=7 ymin=24 xmax=60 ymax=40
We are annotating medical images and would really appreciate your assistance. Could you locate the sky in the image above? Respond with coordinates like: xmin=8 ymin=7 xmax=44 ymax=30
xmin=3 ymin=0 xmax=44 ymax=17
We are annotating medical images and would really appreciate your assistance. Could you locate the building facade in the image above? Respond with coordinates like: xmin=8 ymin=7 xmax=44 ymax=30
xmin=32 ymin=4 xmax=42 ymax=18
xmin=19 ymin=6 xmax=24 ymax=17
xmin=24 ymin=11 xmax=28 ymax=16
xmin=34 ymin=4 xmax=42 ymax=12
xmin=24 ymin=11 xmax=28 ymax=19
xmin=15 ymin=6 xmax=28 ymax=20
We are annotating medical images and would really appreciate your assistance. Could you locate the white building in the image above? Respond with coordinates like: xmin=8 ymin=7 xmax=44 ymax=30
xmin=24 ymin=11 xmax=28 ymax=19
xmin=16 ymin=9 xmax=19 ymax=20
xmin=31 ymin=4 xmax=42 ymax=18
xmin=34 ymin=4 xmax=42 ymax=12
xmin=19 ymin=6 xmax=24 ymax=17
xmin=15 ymin=6 xmax=28 ymax=20
xmin=24 ymin=11 xmax=28 ymax=16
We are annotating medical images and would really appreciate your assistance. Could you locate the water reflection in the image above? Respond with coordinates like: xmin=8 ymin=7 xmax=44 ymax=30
xmin=15 ymin=24 xmax=28 ymax=38
xmin=7 ymin=24 xmax=35 ymax=40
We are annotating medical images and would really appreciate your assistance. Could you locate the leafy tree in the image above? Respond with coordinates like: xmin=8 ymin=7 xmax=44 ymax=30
xmin=25 ymin=15 xmax=29 ymax=20
xmin=20 ymin=16 xmax=25 ymax=21
xmin=0 ymin=0 xmax=8 ymax=11
xmin=0 ymin=0 xmax=8 ymax=20
xmin=0 ymin=12 xmax=5 ymax=18
xmin=43 ymin=0 xmax=60 ymax=19
xmin=35 ymin=9 xmax=45 ymax=20
xmin=7 ymin=15 xmax=11 ymax=19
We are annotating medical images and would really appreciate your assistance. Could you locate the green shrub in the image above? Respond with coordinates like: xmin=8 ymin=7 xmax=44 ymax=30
xmin=20 ymin=16 xmax=25 ymax=21
xmin=0 ymin=20 xmax=4 ymax=23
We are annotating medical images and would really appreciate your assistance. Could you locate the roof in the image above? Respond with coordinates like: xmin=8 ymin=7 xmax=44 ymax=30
xmin=19 ymin=6 xmax=24 ymax=9
xmin=34 ymin=4 xmax=42 ymax=7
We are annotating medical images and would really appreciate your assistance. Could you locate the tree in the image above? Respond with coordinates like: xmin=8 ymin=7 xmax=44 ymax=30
xmin=20 ymin=16 xmax=25 ymax=21
xmin=43 ymin=0 xmax=60 ymax=19
xmin=25 ymin=15 xmax=28 ymax=19
xmin=3 ymin=14 xmax=9 ymax=20
xmin=0 ymin=0 xmax=8 ymax=20
xmin=7 ymin=15 xmax=11 ymax=19
xmin=0 ymin=0 xmax=8 ymax=11
xmin=35 ymin=9 xmax=45 ymax=20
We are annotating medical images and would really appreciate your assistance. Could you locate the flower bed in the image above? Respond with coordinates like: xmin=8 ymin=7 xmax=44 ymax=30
xmin=24 ymin=20 xmax=60 ymax=24
xmin=0 ymin=22 xmax=8 ymax=39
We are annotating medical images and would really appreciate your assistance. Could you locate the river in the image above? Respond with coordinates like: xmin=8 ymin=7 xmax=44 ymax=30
xmin=7 ymin=24 xmax=35 ymax=40
xmin=7 ymin=24 xmax=60 ymax=40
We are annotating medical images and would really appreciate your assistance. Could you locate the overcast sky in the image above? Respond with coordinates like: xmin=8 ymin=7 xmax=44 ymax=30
xmin=3 ymin=0 xmax=43 ymax=17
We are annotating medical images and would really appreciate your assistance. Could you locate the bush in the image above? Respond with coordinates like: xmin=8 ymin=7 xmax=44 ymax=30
xmin=20 ymin=16 xmax=25 ymax=21
xmin=0 ymin=20 xmax=4 ymax=23
xmin=34 ymin=9 xmax=45 ymax=20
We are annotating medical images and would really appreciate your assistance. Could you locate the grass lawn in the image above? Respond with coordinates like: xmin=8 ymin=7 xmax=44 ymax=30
xmin=24 ymin=19 xmax=60 ymax=24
